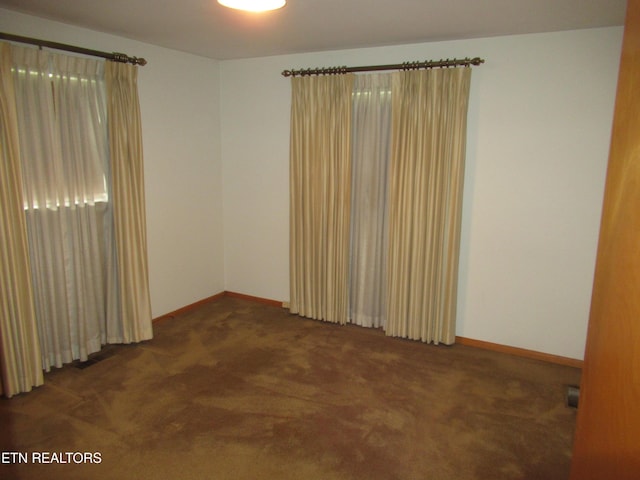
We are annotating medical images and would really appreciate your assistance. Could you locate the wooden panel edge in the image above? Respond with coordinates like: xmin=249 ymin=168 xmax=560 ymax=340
xmin=456 ymin=336 xmax=583 ymax=369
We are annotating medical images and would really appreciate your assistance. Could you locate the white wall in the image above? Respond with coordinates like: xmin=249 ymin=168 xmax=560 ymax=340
xmin=220 ymin=27 xmax=623 ymax=360
xmin=1 ymin=9 xmax=225 ymax=318
xmin=1 ymin=8 xmax=622 ymax=359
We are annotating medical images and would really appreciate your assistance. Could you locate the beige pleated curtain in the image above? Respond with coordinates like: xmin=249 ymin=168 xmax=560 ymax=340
xmin=385 ymin=68 xmax=471 ymax=344
xmin=0 ymin=43 xmax=43 ymax=397
xmin=289 ymin=75 xmax=354 ymax=324
xmin=289 ymin=66 xmax=471 ymax=344
xmin=105 ymin=62 xmax=153 ymax=344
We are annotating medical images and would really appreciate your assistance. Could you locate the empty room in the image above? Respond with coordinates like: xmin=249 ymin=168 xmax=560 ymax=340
xmin=1 ymin=1 xmax=638 ymax=479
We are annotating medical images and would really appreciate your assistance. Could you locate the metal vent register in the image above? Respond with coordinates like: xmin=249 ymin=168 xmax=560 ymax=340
xmin=567 ymin=385 xmax=580 ymax=408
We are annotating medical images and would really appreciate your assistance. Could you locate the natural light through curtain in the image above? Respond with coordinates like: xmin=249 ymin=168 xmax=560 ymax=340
xmin=289 ymin=75 xmax=354 ymax=324
xmin=385 ymin=67 xmax=471 ymax=344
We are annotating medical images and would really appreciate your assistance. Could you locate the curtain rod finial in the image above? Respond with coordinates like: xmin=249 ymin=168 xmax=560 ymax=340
xmin=113 ymin=52 xmax=147 ymax=66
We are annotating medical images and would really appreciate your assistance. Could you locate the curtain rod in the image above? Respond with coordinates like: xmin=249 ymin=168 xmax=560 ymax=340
xmin=282 ymin=56 xmax=484 ymax=77
xmin=0 ymin=32 xmax=147 ymax=66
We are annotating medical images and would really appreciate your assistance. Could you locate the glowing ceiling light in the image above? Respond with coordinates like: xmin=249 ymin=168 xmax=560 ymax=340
xmin=217 ymin=0 xmax=286 ymax=12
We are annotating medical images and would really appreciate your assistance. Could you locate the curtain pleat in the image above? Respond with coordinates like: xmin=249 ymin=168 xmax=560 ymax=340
xmin=0 ymin=42 xmax=43 ymax=397
xmin=385 ymin=68 xmax=471 ymax=344
xmin=105 ymin=61 xmax=153 ymax=343
xmin=290 ymin=75 xmax=354 ymax=324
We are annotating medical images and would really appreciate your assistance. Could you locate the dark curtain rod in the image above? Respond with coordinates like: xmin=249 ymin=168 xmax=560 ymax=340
xmin=282 ymin=56 xmax=484 ymax=77
xmin=0 ymin=32 xmax=147 ymax=66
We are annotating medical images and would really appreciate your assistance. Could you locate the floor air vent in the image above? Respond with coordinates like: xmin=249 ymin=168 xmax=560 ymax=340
xmin=74 ymin=347 xmax=117 ymax=369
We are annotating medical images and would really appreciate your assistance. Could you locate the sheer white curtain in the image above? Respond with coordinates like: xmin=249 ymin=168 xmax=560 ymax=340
xmin=349 ymin=74 xmax=392 ymax=328
xmin=11 ymin=45 xmax=119 ymax=370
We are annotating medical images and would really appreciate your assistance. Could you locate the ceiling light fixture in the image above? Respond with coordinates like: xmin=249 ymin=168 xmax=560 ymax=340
xmin=217 ymin=0 xmax=286 ymax=12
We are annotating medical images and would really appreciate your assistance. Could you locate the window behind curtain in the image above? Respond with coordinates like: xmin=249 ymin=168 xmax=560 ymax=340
xmin=13 ymin=49 xmax=109 ymax=210
xmin=10 ymin=44 xmax=119 ymax=370
xmin=349 ymin=74 xmax=392 ymax=328
xmin=291 ymin=69 xmax=471 ymax=345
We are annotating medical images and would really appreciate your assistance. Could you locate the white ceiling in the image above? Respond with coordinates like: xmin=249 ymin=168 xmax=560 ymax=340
xmin=0 ymin=0 xmax=627 ymax=60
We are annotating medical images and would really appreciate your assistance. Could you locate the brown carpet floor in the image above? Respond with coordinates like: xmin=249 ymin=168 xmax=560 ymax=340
xmin=1 ymin=297 xmax=580 ymax=480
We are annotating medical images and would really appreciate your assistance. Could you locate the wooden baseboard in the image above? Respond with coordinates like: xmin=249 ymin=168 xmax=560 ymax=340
xmin=153 ymin=292 xmax=583 ymax=369
xmin=152 ymin=292 xmax=226 ymax=323
xmin=456 ymin=336 xmax=583 ymax=369
xmin=224 ymin=291 xmax=283 ymax=308
xmin=152 ymin=290 xmax=281 ymax=323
